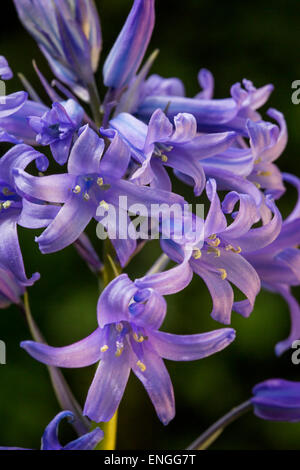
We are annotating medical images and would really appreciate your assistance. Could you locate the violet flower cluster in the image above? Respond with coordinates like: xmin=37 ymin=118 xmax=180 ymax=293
xmin=0 ymin=0 xmax=300 ymax=450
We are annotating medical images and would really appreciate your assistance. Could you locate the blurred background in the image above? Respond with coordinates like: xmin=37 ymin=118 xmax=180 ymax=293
xmin=0 ymin=0 xmax=300 ymax=450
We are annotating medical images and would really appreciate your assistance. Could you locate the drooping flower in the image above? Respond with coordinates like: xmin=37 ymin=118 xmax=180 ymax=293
xmin=160 ymin=179 xmax=282 ymax=324
xmin=13 ymin=0 xmax=102 ymax=100
xmin=245 ymin=173 xmax=300 ymax=355
xmin=110 ymin=109 xmax=236 ymax=195
xmin=0 ymin=144 xmax=61 ymax=294
xmin=103 ymin=0 xmax=155 ymax=90
xmin=29 ymin=99 xmax=84 ymax=165
xmin=0 ymin=411 xmax=103 ymax=450
xmin=21 ymin=270 xmax=235 ymax=425
xmin=251 ymin=379 xmax=300 ymax=422
xmin=13 ymin=125 xmax=186 ymax=265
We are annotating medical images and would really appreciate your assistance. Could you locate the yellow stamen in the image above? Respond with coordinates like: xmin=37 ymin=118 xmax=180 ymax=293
xmin=226 ymin=244 xmax=242 ymax=254
xmin=99 ymin=200 xmax=109 ymax=211
xmin=101 ymin=345 xmax=109 ymax=353
xmin=97 ymin=177 xmax=104 ymax=187
xmin=253 ymin=182 xmax=261 ymax=189
xmin=161 ymin=154 xmax=168 ymax=163
xmin=73 ymin=185 xmax=81 ymax=194
xmin=207 ymin=247 xmax=221 ymax=257
xmin=254 ymin=157 xmax=262 ymax=164
xmin=115 ymin=342 xmax=124 ymax=357
xmin=208 ymin=234 xmax=217 ymax=240
xmin=83 ymin=193 xmax=90 ymax=201
xmin=257 ymin=171 xmax=272 ymax=177
xmin=136 ymin=360 xmax=146 ymax=372
xmin=193 ymin=248 xmax=202 ymax=259
xmin=208 ymin=237 xmax=221 ymax=247
xmin=133 ymin=333 xmax=144 ymax=343
xmin=2 ymin=201 xmax=12 ymax=209
xmin=218 ymin=268 xmax=227 ymax=280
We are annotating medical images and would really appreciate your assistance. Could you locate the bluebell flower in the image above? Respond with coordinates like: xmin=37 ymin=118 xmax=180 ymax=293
xmin=0 ymin=411 xmax=103 ymax=450
xmin=0 ymin=144 xmax=62 ymax=293
xmin=21 ymin=271 xmax=235 ymax=425
xmin=13 ymin=126 xmax=186 ymax=265
xmin=251 ymin=379 xmax=300 ymax=422
xmin=161 ymin=179 xmax=282 ymax=324
xmin=29 ymin=99 xmax=84 ymax=165
xmin=245 ymin=173 xmax=300 ymax=355
xmin=13 ymin=0 xmax=102 ymax=100
xmin=136 ymin=72 xmax=274 ymax=135
xmin=103 ymin=0 xmax=155 ymax=90
xmin=110 ymin=109 xmax=236 ymax=196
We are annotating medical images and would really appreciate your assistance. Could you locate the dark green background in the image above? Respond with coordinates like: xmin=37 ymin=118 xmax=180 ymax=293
xmin=0 ymin=0 xmax=300 ymax=450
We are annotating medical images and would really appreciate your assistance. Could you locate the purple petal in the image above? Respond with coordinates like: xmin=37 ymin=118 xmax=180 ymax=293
xmin=64 ymin=428 xmax=104 ymax=450
xmin=97 ymin=274 xmax=137 ymax=328
xmin=0 ymin=215 xmax=39 ymax=286
xmin=251 ymin=379 xmax=300 ymax=422
xmin=204 ymin=179 xmax=227 ymax=237
xmin=18 ymin=200 xmax=60 ymax=229
xmin=0 ymin=56 xmax=13 ymax=80
xmin=84 ymin=336 xmax=131 ymax=422
xmin=195 ymin=68 xmax=214 ymax=100
xmin=150 ymin=327 xmax=235 ymax=361
xmin=103 ymin=0 xmax=155 ymax=88
xmin=41 ymin=411 xmax=74 ymax=450
xmin=99 ymin=128 xmax=131 ymax=179
xmin=21 ymin=328 xmax=103 ymax=368
xmin=0 ymin=91 xmax=27 ymax=118
xmin=14 ymin=170 xmax=74 ymax=203
xmin=130 ymin=289 xmax=167 ymax=330
xmin=135 ymin=260 xmax=193 ymax=295
xmin=0 ymin=144 xmax=47 ymax=188
xmin=68 ymin=125 xmax=104 ymax=175
xmin=237 ymin=197 xmax=282 ymax=252
xmin=36 ymin=193 xmax=95 ymax=253
xmin=50 ymin=134 xmax=73 ymax=166
xmin=137 ymin=96 xmax=240 ymax=126
xmin=132 ymin=341 xmax=175 ymax=425
xmin=191 ymin=260 xmax=234 ymax=324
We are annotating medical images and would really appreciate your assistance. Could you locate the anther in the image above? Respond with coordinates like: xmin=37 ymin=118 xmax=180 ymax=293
xmin=208 ymin=237 xmax=221 ymax=247
xmin=101 ymin=345 xmax=109 ymax=353
xmin=133 ymin=333 xmax=144 ymax=343
xmin=136 ymin=360 xmax=146 ymax=372
xmin=73 ymin=185 xmax=81 ymax=194
xmin=99 ymin=200 xmax=109 ymax=211
xmin=226 ymin=244 xmax=242 ymax=254
xmin=83 ymin=192 xmax=90 ymax=201
xmin=193 ymin=248 xmax=202 ymax=259
xmin=115 ymin=341 xmax=124 ymax=357
xmin=161 ymin=155 xmax=168 ymax=163
xmin=257 ymin=171 xmax=272 ymax=177
xmin=2 ymin=201 xmax=12 ymax=209
xmin=97 ymin=177 xmax=104 ymax=187
xmin=207 ymin=247 xmax=221 ymax=257
xmin=218 ymin=268 xmax=227 ymax=280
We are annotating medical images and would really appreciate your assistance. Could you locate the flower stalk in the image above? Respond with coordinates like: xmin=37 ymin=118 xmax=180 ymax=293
xmin=186 ymin=400 xmax=252 ymax=450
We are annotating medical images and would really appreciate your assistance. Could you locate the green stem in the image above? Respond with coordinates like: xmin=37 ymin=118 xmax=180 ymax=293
xmin=22 ymin=292 xmax=90 ymax=436
xmin=186 ymin=400 xmax=252 ymax=450
xmin=87 ymin=78 xmax=102 ymax=127
xmin=93 ymin=241 xmax=121 ymax=450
